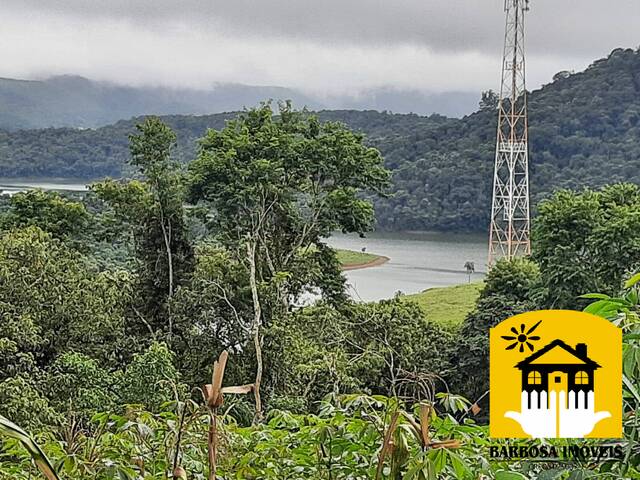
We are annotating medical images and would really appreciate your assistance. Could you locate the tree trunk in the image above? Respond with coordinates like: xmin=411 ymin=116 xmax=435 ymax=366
xmin=158 ymin=204 xmax=174 ymax=338
xmin=247 ymin=240 xmax=264 ymax=422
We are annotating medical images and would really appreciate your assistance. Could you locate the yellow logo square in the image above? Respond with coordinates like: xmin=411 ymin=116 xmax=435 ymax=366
xmin=490 ymin=310 xmax=622 ymax=438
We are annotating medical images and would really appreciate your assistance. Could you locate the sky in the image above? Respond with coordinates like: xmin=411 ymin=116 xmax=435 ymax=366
xmin=0 ymin=0 xmax=639 ymax=96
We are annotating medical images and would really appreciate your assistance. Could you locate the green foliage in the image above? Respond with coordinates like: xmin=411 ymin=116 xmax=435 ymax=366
xmin=0 ymin=227 xmax=132 ymax=367
xmin=581 ymin=274 xmax=640 ymax=476
xmin=169 ymin=243 xmax=253 ymax=388
xmin=117 ymin=342 xmax=184 ymax=412
xmin=533 ymin=183 xmax=640 ymax=308
xmin=267 ymin=298 xmax=454 ymax=407
xmin=188 ymin=102 xmax=389 ymax=303
xmin=3 ymin=393 xmax=633 ymax=479
xmin=0 ymin=190 xmax=89 ymax=241
xmin=0 ymin=414 xmax=60 ymax=480
xmin=43 ymin=352 xmax=116 ymax=422
xmin=481 ymin=258 xmax=541 ymax=301
xmin=3 ymin=85 xmax=640 ymax=478
xmin=93 ymin=117 xmax=194 ymax=333
xmin=0 ymin=375 xmax=60 ymax=430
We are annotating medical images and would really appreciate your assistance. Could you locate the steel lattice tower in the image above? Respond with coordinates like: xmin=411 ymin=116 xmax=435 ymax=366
xmin=488 ymin=0 xmax=531 ymax=265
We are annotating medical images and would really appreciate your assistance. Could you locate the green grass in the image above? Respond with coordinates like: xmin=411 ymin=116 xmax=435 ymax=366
xmin=335 ymin=249 xmax=381 ymax=267
xmin=403 ymin=282 xmax=484 ymax=329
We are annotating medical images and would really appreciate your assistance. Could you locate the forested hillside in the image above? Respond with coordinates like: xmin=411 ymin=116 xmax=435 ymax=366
xmin=2 ymin=48 xmax=640 ymax=231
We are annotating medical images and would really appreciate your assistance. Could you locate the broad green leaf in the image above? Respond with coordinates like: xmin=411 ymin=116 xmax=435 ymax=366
xmin=624 ymin=272 xmax=640 ymax=289
xmin=583 ymin=300 xmax=623 ymax=319
xmin=430 ymin=448 xmax=447 ymax=474
xmin=448 ymin=450 xmax=470 ymax=478
xmin=623 ymin=346 xmax=637 ymax=377
xmin=579 ymin=293 xmax=611 ymax=300
xmin=0 ymin=415 xmax=61 ymax=480
xmin=495 ymin=471 xmax=527 ymax=480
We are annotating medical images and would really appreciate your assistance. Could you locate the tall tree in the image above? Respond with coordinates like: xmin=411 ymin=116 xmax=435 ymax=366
xmin=188 ymin=102 xmax=390 ymax=419
xmin=93 ymin=117 xmax=193 ymax=336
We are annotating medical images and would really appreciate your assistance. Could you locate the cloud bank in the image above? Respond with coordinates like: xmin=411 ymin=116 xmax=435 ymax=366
xmin=0 ymin=0 xmax=637 ymax=95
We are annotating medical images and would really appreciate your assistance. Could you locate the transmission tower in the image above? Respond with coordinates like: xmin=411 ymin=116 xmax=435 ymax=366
xmin=488 ymin=0 xmax=531 ymax=265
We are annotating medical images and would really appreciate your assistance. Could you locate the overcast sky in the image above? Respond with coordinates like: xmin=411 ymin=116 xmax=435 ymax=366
xmin=0 ymin=0 xmax=638 ymax=96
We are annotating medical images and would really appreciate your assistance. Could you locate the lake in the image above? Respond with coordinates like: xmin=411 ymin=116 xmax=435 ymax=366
xmin=0 ymin=180 xmax=487 ymax=302
xmin=0 ymin=180 xmax=88 ymax=196
xmin=328 ymin=232 xmax=487 ymax=301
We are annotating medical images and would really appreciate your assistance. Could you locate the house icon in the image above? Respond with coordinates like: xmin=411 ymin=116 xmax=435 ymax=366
xmin=515 ymin=339 xmax=601 ymax=407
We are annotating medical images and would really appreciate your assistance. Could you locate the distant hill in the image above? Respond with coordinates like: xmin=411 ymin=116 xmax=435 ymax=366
xmin=0 ymin=75 xmax=478 ymax=130
xmin=0 ymin=76 xmax=320 ymax=130
xmin=1 ymin=48 xmax=640 ymax=232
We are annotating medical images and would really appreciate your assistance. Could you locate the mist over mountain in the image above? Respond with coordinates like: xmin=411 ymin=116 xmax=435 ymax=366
xmin=313 ymin=89 xmax=478 ymax=118
xmin=0 ymin=75 xmax=479 ymax=130
xmin=0 ymin=76 xmax=320 ymax=130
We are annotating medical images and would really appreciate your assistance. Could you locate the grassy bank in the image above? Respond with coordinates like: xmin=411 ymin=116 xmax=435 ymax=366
xmin=336 ymin=249 xmax=388 ymax=270
xmin=403 ymin=282 xmax=483 ymax=329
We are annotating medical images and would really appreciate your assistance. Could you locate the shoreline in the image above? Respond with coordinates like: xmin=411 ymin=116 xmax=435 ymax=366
xmin=341 ymin=255 xmax=390 ymax=271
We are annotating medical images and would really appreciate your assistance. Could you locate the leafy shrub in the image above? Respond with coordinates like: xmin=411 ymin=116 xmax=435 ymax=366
xmin=117 ymin=342 xmax=185 ymax=412
xmin=266 ymin=298 xmax=454 ymax=408
xmin=0 ymin=375 xmax=60 ymax=430
xmin=43 ymin=352 xmax=116 ymax=423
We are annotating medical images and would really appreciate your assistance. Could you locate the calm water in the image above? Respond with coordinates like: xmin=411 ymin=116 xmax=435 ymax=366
xmin=328 ymin=232 xmax=487 ymax=301
xmin=0 ymin=180 xmax=88 ymax=196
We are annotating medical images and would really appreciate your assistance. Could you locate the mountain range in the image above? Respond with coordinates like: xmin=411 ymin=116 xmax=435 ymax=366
xmin=0 ymin=75 xmax=479 ymax=130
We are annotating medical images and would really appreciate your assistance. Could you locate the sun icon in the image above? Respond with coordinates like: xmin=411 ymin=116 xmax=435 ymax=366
xmin=501 ymin=320 xmax=542 ymax=352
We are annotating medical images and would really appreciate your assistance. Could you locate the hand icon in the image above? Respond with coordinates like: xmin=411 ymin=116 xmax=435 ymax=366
xmin=558 ymin=390 xmax=610 ymax=438
xmin=504 ymin=390 xmax=556 ymax=438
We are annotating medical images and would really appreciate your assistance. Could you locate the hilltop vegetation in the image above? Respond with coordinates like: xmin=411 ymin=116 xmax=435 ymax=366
xmin=2 ymin=48 xmax=640 ymax=233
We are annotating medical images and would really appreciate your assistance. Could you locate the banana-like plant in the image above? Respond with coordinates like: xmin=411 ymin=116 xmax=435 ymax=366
xmin=0 ymin=414 xmax=60 ymax=480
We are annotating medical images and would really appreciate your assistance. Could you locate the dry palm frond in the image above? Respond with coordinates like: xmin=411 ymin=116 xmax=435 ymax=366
xmin=202 ymin=351 xmax=255 ymax=480
xmin=375 ymin=411 xmax=400 ymax=480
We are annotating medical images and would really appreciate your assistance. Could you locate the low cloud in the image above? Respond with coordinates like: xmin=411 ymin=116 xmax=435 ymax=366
xmin=0 ymin=1 xmax=636 ymax=95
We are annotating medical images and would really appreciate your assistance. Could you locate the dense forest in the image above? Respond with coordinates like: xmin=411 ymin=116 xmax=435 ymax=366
xmin=1 ymin=104 xmax=639 ymax=479
xmin=2 ymin=48 xmax=640 ymax=231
